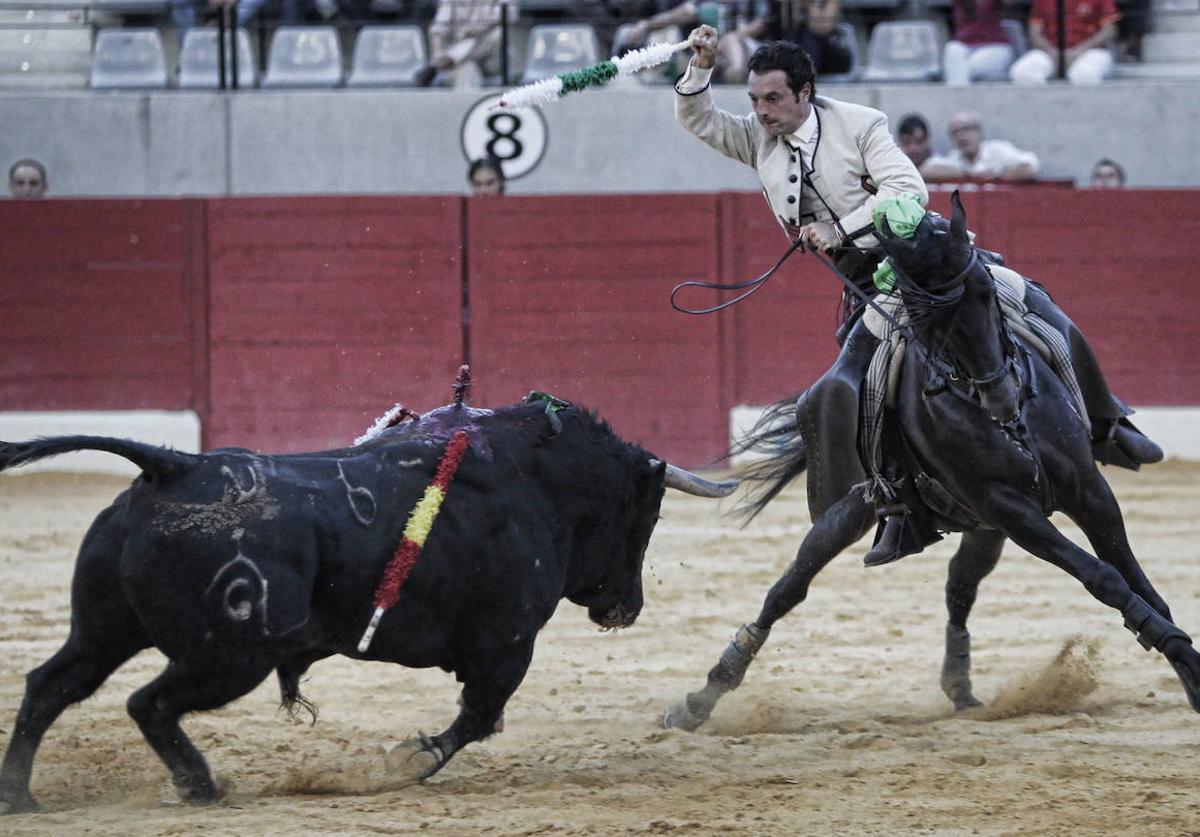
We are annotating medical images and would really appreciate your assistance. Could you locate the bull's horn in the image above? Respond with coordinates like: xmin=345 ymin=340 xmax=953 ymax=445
xmin=650 ymin=460 xmax=739 ymax=498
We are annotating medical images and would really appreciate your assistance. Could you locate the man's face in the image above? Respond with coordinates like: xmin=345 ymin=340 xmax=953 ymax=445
xmin=470 ymin=167 xmax=503 ymax=196
xmin=899 ymin=129 xmax=930 ymax=167
xmin=948 ymin=117 xmax=983 ymax=158
xmin=9 ymin=165 xmax=45 ymax=199
xmin=1091 ymin=164 xmax=1123 ymax=189
xmin=748 ymin=70 xmax=811 ymax=138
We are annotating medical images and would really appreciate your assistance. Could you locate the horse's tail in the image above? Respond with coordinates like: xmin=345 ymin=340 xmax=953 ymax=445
xmin=731 ymin=393 xmax=808 ymax=523
xmin=0 ymin=436 xmax=196 ymax=481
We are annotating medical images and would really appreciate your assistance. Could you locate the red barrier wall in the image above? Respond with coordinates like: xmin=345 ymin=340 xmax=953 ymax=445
xmin=2 ymin=191 xmax=1197 ymax=466
xmin=204 ymin=197 xmax=464 ymax=452
xmin=0 ymin=199 xmax=205 ymax=411
xmin=467 ymin=194 xmax=727 ymax=464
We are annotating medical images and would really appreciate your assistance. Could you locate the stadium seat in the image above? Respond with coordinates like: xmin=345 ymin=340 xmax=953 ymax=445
xmin=0 ymin=8 xmax=87 ymax=25
xmin=178 ymin=28 xmax=257 ymax=89
xmin=347 ymin=25 xmax=426 ymax=87
xmin=1001 ymin=18 xmax=1028 ymax=56
xmin=631 ymin=25 xmax=685 ymax=85
xmin=261 ymin=25 xmax=343 ymax=88
xmin=92 ymin=0 xmax=170 ymax=13
xmin=0 ymin=26 xmax=91 ymax=88
xmin=822 ymin=20 xmax=862 ymax=82
xmin=862 ymin=20 xmax=943 ymax=82
xmin=90 ymin=27 xmax=168 ymax=89
xmin=520 ymin=24 xmax=599 ymax=83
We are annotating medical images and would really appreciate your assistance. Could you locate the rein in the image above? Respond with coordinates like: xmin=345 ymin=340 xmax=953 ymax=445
xmin=670 ymin=237 xmax=805 ymax=315
xmin=670 ymin=238 xmax=908 ymax=332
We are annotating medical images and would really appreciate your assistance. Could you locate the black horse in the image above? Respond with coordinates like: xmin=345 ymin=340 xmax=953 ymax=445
xmin=664 ymin=192 xmax=1200 ymax=729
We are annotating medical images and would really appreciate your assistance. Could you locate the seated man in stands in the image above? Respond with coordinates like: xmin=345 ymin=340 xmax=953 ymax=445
xmin=416 ymin=0 xmax=502 ymax=87
xmin=719 ymin=0 xmax=851 ymax=82
xmin=1090 ymin=157 xmax=1125 ymax=188
xmin=1010 ymin=0 xmax=1119 ymax=85
xmin=921 ymin=111 xmax=1040 ymax=182
xmin=468 ymin=156 xmax=506 ymax=196
xmin=942 ymin=0 xmax=1016 ymax=85
xmin=614 ymin=1 xmax=701 ymax=52
xmin=895 ymin=113 xmax=932 ymax=170
xmin=8 ymin=159 xmax=47 ymax=199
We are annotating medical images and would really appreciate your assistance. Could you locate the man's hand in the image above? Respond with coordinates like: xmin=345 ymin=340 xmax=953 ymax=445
xmin=687 ymin=24 xmax=718 ymax=69
xmin=797 ymin=221 xmax=844 ymax=253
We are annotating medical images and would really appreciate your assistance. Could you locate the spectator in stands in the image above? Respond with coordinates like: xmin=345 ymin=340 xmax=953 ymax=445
xmin=614 ymin=1 xmax=701 ymax=53
xmin=1117 ymin=0 xmax=1149 ymax=62
xmin=416 ymin=0 xmax=502 ymax=87
xmin=1010 ymin=0 xmax=1119 ymax=85
xmin=8 ymin=159 xmax=47 ymax=199
xmin=942 ymin=0 xmax=1016 ymax=84
xmin=172 ymin=0 xmax=310 ymax=36
xmin=896 ymin=113 xmax=932 ymax=169
xmin=468 ymin=157 xmax=506 ymax=196
xmin=1090 ymin=157 xmax=1125 ymax=188
xmin=921 ymin=112 xmax=1040 ymax=182
xmin=720 ymin=0 xmax=850 ymax=82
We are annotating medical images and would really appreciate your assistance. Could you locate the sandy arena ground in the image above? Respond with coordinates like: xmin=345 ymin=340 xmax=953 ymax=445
xmin=2 ymin=464 xmax=1200 ymax=836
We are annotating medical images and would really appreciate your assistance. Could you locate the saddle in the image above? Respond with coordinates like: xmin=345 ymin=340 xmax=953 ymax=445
xmin=856 ymin=267 xmax=1081 ymax=566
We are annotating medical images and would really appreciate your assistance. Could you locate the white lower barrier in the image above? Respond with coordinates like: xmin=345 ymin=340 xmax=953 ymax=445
xmin=0 ymin=411 xmax=202 ymax=476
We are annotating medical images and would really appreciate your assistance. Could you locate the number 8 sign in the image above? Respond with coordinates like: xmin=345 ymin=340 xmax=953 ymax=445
xmin=460 ymin=93 xmax=548 ymax=181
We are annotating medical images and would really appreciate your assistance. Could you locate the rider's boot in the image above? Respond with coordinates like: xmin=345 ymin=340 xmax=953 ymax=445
xmin=863 ymin=509 xmax=935 ymax=567
xmin=863 ymin=514 xmax=908 ymax=567
xmin=1092 ymin=417 xmax=1164 ymax=471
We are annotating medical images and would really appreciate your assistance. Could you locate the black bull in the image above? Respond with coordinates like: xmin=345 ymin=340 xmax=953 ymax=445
xmin=0 ymin=400 xmax=734 ymax=813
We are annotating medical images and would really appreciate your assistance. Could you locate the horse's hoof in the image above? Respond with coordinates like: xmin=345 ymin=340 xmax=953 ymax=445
xmin=662 ymin=699 xmax=705 ymax=732
xmin=384 ymin=734 xmax=443 ymax=783
xmin=1170 ymin=660 xmax=1200 ymax=713
xmin=0 ymin=789 xmax=41 ymax=816
xmin=953 ymin=695 xmax=984 ymax=712
xmin=176 ymin=780 xmax=224 ymax=806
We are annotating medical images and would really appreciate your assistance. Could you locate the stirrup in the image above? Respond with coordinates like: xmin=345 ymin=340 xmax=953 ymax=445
xmin=863 ymin=515 xmax=908 ymax=567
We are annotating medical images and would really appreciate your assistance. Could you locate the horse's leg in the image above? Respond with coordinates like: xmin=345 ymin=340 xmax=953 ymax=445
xmin=941 ymin=529 xmax=1005 ymax=711
xmin=989 ymin=486 xmax=1200 ymax=712
xmin=663 ymin=491 xmax=875 ymax=731
xmin=1067 ymin=472 xmax=1172 ymax=622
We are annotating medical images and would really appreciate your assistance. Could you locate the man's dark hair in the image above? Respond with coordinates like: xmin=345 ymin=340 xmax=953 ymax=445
xmin=8 ymin=157 xmax=47 ymax=185
xmin=467 ymin=156 xmax=504 ymax=182
xmin=897 ymin=113 xmax=929 ymax=138
xmin=747 ymin=41 xmax=816 ymax=100
xmin=1092 ymin=157 xmax=1125 ymax=184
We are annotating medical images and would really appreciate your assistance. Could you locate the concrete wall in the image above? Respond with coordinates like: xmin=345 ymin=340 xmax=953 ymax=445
xmin=2 ymin=79 xmax=1197 ymax=197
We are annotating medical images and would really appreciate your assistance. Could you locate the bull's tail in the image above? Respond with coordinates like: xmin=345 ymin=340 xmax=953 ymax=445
xmin=0 ymin=436 xmax=196 ymax=480
xmin=732 ymin=393 xmax=808 ymax=523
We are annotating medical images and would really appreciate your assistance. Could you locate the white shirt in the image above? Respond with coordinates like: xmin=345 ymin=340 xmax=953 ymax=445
xmin=923 ymin=139 xmax=1040 ymax=179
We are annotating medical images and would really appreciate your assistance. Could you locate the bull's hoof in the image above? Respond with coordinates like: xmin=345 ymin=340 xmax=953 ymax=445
xmin=662 ymin=697 xmax=706 ymax=732
xmin=384 ymin=733 xmax=443 ymax=784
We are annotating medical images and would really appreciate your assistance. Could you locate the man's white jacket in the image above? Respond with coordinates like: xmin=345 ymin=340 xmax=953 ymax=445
xmin=676 ymin=68 xmax=927 ymax=244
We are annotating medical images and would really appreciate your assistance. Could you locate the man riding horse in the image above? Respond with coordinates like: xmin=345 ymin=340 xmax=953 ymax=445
xmin=674 ymin=29 xmax=1161 ymax=565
